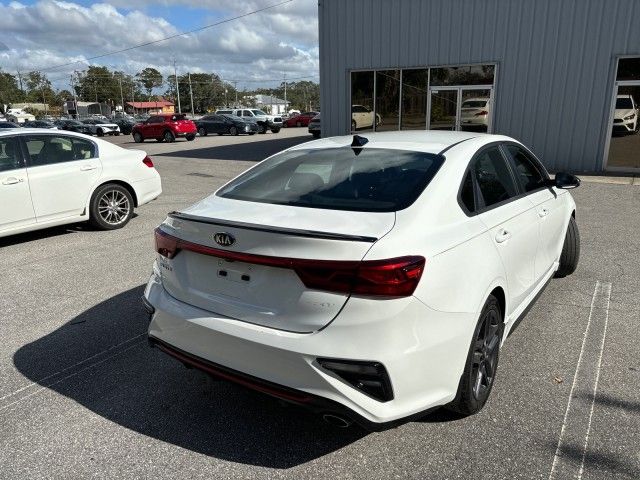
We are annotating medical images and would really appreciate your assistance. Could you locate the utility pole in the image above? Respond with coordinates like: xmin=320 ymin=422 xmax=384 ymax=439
xmin=283 ymin=73 xmax=287 ymax=115
xmin=188 ymin=72 xmax=194 ymax=116
xmin=118 ymin=75 xmax=124 ymax=114
xmin=173 ymin=59 xmax=181 ymax=113
xmin=233 ymin=81 xmax=238 ymax=106
xmin=16 ymin=70 xmax=24 ymax=98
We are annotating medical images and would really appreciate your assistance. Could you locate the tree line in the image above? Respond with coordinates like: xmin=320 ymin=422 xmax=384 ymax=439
xmin=1 ymin=66 xmax=320 ymax=115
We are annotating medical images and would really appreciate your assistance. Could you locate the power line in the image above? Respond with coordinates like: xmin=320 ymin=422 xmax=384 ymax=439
xmin=26 ymin=0 xmax=295 ymax=75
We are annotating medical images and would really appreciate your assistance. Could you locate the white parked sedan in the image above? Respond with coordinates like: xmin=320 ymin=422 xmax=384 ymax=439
xmin=0 ymin=129 xmax=161 ymax=238
xmin=144 ymin=131 xmax=580 ymax=430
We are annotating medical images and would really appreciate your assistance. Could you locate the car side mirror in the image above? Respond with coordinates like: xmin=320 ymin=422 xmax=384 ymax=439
xmin=552 ymin=172 xmax=581 ymax=189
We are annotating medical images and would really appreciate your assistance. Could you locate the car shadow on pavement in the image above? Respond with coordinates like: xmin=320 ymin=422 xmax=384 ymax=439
xmin=0 ymin=215 xmax=139 ymax=248
xmin=12 ymin=286 xmax=366 ymax=469
xmin=154 ymin=135 xmax=314 ymax=162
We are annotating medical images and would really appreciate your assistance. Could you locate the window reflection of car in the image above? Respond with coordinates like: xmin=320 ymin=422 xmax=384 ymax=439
xmin=460 ymin=97 xmax=490 ymax=131
xmin=351 ymin=105 xmax=382 ymax=131
xmin=308 ymin=113 xmax=321 ymax=138
xmin=613 ymin=95 xmax=639 ymax=134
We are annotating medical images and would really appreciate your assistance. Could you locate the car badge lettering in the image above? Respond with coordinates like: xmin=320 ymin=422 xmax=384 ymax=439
xmin=214 ymin=232 xmax=235 ymax=247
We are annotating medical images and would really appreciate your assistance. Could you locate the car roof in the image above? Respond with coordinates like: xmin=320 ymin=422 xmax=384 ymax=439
xmin=293 ymin=130 xmax=497 ymax=155
xmin=0 ymin=128 xmax=95 ymax=137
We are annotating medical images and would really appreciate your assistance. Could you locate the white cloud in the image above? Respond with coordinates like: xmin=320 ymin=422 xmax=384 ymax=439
xmin=0 ymin=0 xmax=319 ymax=90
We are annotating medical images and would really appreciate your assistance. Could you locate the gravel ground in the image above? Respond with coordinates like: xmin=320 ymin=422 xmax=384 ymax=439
xmin=1 ymin=127 xmax=639 ymax=479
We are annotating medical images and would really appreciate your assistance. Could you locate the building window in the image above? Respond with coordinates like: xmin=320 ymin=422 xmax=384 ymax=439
xmin=351 ymin=71 xmax=375 ymax=132
xmin=430 ymin=65 xmax=495 ymax=86
xmin=375 ymin=70 xmax=400 ymax=131
xmin=401 ymin=69 xmax=428 ymax=130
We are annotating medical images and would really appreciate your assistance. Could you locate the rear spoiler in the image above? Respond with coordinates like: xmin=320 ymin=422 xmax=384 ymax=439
xmin=167 ymin=211 xmax=378 ymax=243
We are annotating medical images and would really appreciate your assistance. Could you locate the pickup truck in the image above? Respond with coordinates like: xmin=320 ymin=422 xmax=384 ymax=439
xmin=215 ymin=108 xmax=282 ymax=134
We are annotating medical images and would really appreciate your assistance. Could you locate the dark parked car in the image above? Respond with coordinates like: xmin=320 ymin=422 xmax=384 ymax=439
xmin=284 ymin=111 xmax=319 ymax=128
xmin=308 ymin=113 xmax=321 ymax=138
xmin=0 ymin=122 xmax=20 ymax=129
xmin=113 ymin=118 xmax=136 ymax=135
xmin=131 ymin=113 xmax=197 ymax=143
xmin=196 ymin=114 xmax=259 ymax=136
xmin=53 ymin=119 xmax=94 ymax=135
xmin=23 ymin=120 xmax=58 ymax=129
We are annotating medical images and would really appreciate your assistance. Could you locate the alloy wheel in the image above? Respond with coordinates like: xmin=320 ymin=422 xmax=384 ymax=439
xmin=471 ymin=308 xmax=501 ymax=401
xmin=97 ymin=189 xmax=131 ymax=226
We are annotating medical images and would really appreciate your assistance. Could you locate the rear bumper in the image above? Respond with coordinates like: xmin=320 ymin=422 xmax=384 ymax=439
xmin=133 ymin=175 xmax=162 ymax=206
xmin=144 ymin=266 xmax=476 ymax=427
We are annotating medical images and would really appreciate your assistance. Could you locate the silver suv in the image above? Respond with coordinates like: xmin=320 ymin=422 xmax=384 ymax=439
xmin=215 ymin=108 xmax=283 ymax=134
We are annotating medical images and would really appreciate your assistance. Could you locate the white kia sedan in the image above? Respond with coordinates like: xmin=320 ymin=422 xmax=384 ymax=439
xmin=144 ymin=131 xmax=580 ymax=430
xmin=0 ymin=129 xmax=161 ymax=238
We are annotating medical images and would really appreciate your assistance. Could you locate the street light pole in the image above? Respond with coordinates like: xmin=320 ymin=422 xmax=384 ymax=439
xmin=283 ymin=73 xmax=287 ymax=115
xmin=173 ymin=59 xmax=181 ymax=114
xmin=188 ymin=72 xmax=194 ymax=115
xmin=118 ymin=76 xmax=124 ymax=114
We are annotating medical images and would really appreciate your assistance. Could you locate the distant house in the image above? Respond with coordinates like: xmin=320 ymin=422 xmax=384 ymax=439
xmin=252 ymin=95 xmax=290 ymax=115
xmin=126 ymin=98 xmax=175 ymax=115
xmin=64 ymin=100 xmax=111 ymax=117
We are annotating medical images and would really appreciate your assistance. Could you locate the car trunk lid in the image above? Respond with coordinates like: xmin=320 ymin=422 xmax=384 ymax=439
xmin=156 ymin=196 xmax=395 ymax=332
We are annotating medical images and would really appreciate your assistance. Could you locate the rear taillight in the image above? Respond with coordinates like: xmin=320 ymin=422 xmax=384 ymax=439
xmin=143 ymin=156 xmax=154 ymax=168
xmin=155 ymin=228 xmax=177 ymax=258
xmin=475 ymin=110 xmax=489 ymax=116
xmin=154 ymin=229 xmax=425 ymax=297
xmin=294 ymin=256 xmax=425 ymax=297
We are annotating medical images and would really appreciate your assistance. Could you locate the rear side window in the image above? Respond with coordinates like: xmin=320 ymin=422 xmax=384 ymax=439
xmin=217 ymin=148 xmax=445 ymax=212
xmin=25 ymin=135 xmax=96 ymax=166
xmin=171 ymin=114 xmax=186 ymax=121
xmin=459 ymin=172 xmax=475 ymax=212
xmin=473 ymin=147 xmax=518 ymax=208
xmin=0 ymin=137 xmax=22 ymax=172
xmin=504 ymin=145 xmax=547 ymax=192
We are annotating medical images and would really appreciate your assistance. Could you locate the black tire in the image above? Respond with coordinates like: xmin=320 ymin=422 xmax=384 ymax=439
xmin=312 ymin=132 xmax=320 ymax=139
xmin=217 ymin=133 xmax=223 ymax=136
xmin=186 ymin=134 xmax=196 ymax=141
xmin=97 ymin=128 xmax=104 ymax=137
xmin=271 ymin=128 xmax=281 ymax=134
xmin=229 ymin=126 xmax=238 ymax=136
xmin=258 ymin=123 xmax=266 ymax=134
xmin=132 ymin=132 xmax=143 ymax=143
xmin=89 ymin=183 xmax=134 ymax=230
xmin=163 ymin=130 xmax=175 ymax=143
xmin=156 ymin=138 xmax=164 ymax=142
xmin=555 ymin=216 xmax=580 ymax=278
xmin=198 ymin=127 xmax=207 ymax=137
xmin=115 ymin=132 xmax=120 ymax=136
xmin=248 ymin=132 xmax=256 ymax=135
xmin=351 ymin=120 xmax=357 ymax=131
xmin=447 ymin=295 xmax=503 ymax=416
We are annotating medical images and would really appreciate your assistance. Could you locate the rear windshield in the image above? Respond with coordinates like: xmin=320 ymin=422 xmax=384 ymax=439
xmin=171 ymin=114 xmax=187 ymax=121
xmin=217 ymin=148 xmax=444 ymax=212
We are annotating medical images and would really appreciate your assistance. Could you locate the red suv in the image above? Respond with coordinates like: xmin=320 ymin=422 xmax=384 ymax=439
xmin=132 ymin=113 xmax=197 ymax=143
xmin=283 ymin=111 xmax=319 ymax=128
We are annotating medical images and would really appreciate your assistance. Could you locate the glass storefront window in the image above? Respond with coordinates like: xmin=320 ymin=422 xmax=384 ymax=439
xmin=430 ymin=64 xmax=495 ymax=86
xmin=375 ymin=70 xmax=400 ymax=131
xmin=351 ymin=71 xmax=375 ymax=132
xmin=617 ymin=58 xmax=640 ymax=81
xmin=401 ymin=69 xmax=428 ymax=130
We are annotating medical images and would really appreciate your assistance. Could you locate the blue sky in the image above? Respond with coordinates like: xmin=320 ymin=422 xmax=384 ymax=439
xmin=0 ymin=0 xmax=319 ymax=90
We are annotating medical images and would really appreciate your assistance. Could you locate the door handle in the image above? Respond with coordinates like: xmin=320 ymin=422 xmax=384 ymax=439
xmin=538 ymin=208 xmax=549 ymax=218
xmin=2 ymin=177 xmax=23 ymax=185
xmin=80 ymin=165 xmax=97 ymax=171
xmin=495 ymin=229 xmax=512 ymax=244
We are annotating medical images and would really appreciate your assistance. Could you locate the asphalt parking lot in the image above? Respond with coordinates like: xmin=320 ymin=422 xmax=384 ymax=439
xmin=1 ymin=128 xmax=639 ymax=479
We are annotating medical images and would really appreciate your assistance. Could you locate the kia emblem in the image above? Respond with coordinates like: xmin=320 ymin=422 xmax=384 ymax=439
xmin=213 ymin=232 xmax=235 ymax=247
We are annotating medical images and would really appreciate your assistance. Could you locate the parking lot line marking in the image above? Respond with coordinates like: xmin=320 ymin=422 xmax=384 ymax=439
xmin=0 ymin=333 xmax=146 ymax=412
xmin=577 ymin=282 xmax=611 ymax=480
xmin=548 ymin=281 xmax=612 ymax=480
